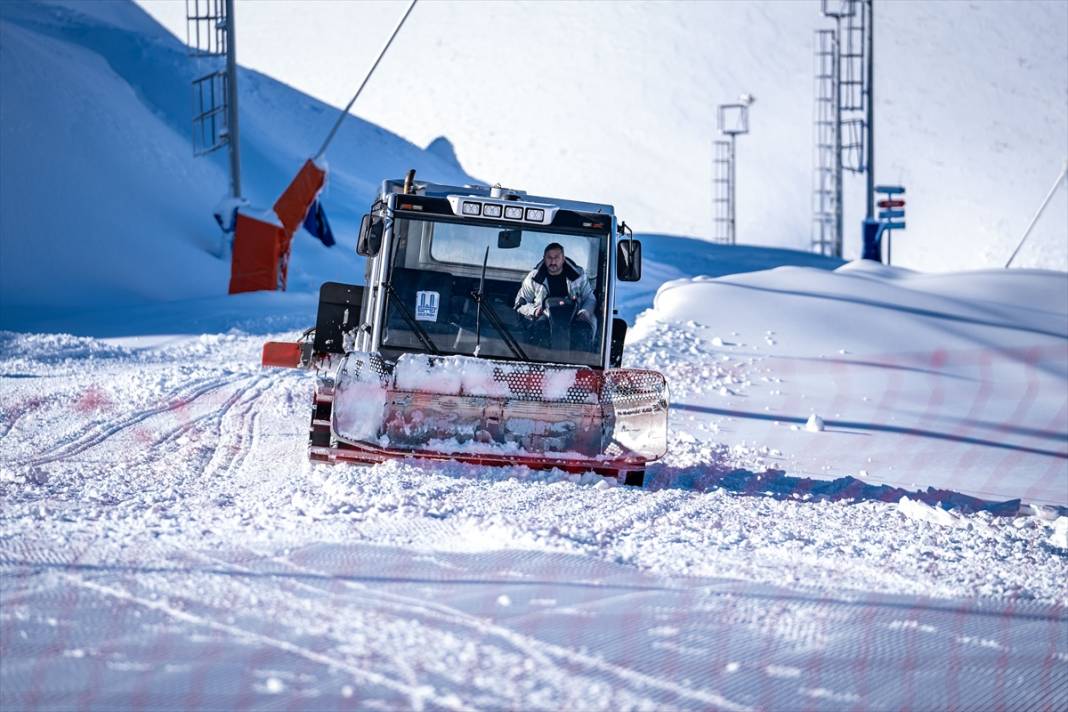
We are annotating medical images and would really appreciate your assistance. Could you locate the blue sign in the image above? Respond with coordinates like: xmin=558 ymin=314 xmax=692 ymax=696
xmin=884 ymin=221 xmax=906 ymax=230
xmin=879 ymin=209 xmax=905 ymax=220
xmin=875 ymin=185 xmax=905 ymax=194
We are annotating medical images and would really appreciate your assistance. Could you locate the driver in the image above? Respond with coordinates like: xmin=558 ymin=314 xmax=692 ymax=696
xmin=514 ymin=243 xmax=597 ymax=348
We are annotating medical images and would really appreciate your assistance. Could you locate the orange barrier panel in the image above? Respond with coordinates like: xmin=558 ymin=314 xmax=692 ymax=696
xmin=229 ymin=212 xmax=286 ymax=293
xmin=262 ymin=341 xmax=303 ymax=368
xmin=229 ymin=159 xmax=327 ymax=294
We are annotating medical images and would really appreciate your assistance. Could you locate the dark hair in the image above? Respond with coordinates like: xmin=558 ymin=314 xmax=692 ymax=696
xmin=543 ymin=242 xmax=564 ymax=255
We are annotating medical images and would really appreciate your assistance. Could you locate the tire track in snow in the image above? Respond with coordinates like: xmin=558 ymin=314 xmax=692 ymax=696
xmin=11 ymin=373 xmax=247 ymax=468
xmin=126 ymin=371 xmax=274 ymax=478
xmin=0 ymin=393 xmax=49 ymax=442
xmin=4 ymin=373 xmax=221 ymax=458
xmin=200 ymin=370 xmax=291 ymax=481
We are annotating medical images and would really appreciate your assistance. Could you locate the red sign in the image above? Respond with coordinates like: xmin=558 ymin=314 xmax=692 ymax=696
xmin=878 ymin=199 xmax=905 ymax=208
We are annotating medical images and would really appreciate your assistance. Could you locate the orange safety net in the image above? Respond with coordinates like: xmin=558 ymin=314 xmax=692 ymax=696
xmin=229 ymin=160 xmax=326 ymax=294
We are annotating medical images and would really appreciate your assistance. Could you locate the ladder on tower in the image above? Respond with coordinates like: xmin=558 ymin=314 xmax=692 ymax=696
xmin=186 ymin=0 xmax=230 ymax=157
xmin=712 ymin=140 xmax=733 ymax=244
xmin=839 ymin=0 xmax=866 ymax=172
xmin=812 ymin=28 xmax=838 ymax=257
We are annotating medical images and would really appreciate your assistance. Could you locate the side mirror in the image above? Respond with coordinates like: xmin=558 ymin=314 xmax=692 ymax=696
xmin=356 ymin=213 xmax=383 ymax=256
xmin=616 ymin=239 xmax=642 ymax=282
xmin=497 ymin=229 xmax=522 ymax=249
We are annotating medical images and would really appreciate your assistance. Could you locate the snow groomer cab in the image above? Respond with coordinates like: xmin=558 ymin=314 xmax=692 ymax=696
xmin=263 ymin=171 xmax=669 ymax=486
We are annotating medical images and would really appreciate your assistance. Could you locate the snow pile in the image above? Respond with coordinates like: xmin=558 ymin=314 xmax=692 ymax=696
xmin=1049 ymin=516 xmax=1068 ymax=549
xmin=626 ymin=261 xmax=1068 ymax=506
xmin=392 ymin=354 xmax=584 ymax=401
xmin=332 ymin=353 xmax=389 ymax=442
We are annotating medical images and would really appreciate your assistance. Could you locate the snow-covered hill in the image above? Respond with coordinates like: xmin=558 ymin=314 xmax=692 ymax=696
xmin=139 ymin=0 xmax=1068 ymax=272
xmin=0 ymin=0 xmax=472 ymax=324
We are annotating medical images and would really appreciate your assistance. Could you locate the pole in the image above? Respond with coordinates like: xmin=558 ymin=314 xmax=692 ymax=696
xmin=1005 ymin=160 xmax=1068 ymax=268
xmin=224 ymin=0 xmax=241 ymax=198
xmin=833 ymin=21 xmax=843 ymax=257
xmin=865 ymin=0 xmax=874 ymax=222
xmin=315 ymin=0 xmax=418 ymax=161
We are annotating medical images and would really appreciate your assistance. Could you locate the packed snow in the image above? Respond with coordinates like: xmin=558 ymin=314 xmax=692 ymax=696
xmin=2 ymin=1 xmax=1067 ymax=710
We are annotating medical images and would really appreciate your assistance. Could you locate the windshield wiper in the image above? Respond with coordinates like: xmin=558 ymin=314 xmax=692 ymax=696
xmin=468 ymin=288 xmax=528 ymax=363
xmin=383 ymin=281 xmax=442 ymax=355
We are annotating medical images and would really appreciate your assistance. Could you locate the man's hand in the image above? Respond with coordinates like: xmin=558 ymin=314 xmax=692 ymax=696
xmin=533 ymin=305 xmax=544 ymax=318
xmin=575 ymin=309 xmax=592 ymax=324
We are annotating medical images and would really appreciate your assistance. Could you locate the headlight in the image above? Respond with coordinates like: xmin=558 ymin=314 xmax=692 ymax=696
xmin=504 ymin=205 xmax=523 ymax=220
xmin=461 ymin=201 xmax=481 ymax=216
xmin=483 ymin=203 xmax=502 ymax=218
xmin=525 ymin=208 xmax=545 ymax=222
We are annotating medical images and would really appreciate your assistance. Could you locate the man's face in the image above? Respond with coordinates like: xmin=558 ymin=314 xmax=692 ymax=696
xmin=544 ymin=248 xmax=565 ymax=276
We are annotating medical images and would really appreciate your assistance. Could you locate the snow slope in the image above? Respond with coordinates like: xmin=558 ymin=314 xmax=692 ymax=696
xmin=0 ymin=0 xmax=472 ymax=326
xmin=139 ymin=0 xmax=1068 ymax=272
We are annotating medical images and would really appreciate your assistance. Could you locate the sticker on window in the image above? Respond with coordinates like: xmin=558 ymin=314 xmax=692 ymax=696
xmin=415 ymin=291 xmax=440 ymax=321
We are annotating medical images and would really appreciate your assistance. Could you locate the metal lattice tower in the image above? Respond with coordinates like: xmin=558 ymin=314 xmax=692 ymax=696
xmin=812 ymin=0 xmax=869 ymax=257
xmin=812 ymin=28 xmax=839 ymax=257
xmin=712 ymin=101 xmax=752 ymax=246
xmin=712 ymin=139 xmax=733 ymax=244
xmin=186 ymin=0 xmax=241 ymax=198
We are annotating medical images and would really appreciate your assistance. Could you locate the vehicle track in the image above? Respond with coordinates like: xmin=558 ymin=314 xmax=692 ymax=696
xmin=10 ymin=372 xmax=247 ymax=468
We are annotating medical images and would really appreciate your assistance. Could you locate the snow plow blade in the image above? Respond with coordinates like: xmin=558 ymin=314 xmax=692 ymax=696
xmin=312 ymin=352 xmax=668 ymax=477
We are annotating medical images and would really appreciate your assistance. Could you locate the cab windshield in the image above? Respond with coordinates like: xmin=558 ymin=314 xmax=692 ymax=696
xmin=380 ymin=217 xmax=608 ymax=367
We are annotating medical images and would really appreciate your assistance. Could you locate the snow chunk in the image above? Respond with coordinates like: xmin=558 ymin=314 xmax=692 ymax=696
xmin=332 ymin=353 xmax=389 ymax=442
xmin=393 ymin=354 xmax=584 ymax=401
xmin=542 ymin=368 xmax=577 ymax=400
xmin=804 ymin=413 xmax=825 ymax=432
xmin=394 ymin=354 xmax=464 ymax=394
xmin=765 ymin=665 xmax=801 ymax=679
xmin=898 ymin=497 xmax=963 ymax=528
xmin=1047 ymin=516 xmax=1068 ymax=549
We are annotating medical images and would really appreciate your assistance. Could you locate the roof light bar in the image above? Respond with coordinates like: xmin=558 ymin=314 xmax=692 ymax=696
xmin=446 ymin=195 xmax=559 ymax=225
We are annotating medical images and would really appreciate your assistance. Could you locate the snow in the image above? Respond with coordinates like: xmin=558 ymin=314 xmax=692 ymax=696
xmin=331 ymin=353 xmax=389 ymax=443
xmin=2 ymin=1 xmax=1067 ymax=710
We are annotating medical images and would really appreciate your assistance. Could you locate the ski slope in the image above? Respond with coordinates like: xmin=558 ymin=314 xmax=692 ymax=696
xmin=2 ymin=1 xmax=1067 ymax=710
xmin=2 ymin=260 xmax=1067 ymax=709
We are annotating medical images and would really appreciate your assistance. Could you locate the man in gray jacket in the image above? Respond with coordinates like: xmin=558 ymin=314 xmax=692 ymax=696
xmin=514 ymin=243 xmax=597 ymax=350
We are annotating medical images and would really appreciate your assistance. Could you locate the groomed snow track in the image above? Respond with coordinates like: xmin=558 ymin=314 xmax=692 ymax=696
xmin=1 ymin=330 xmax=1065 ymax=710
